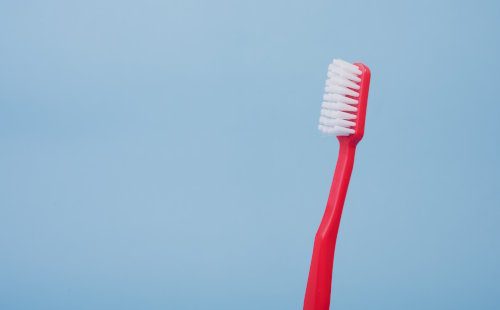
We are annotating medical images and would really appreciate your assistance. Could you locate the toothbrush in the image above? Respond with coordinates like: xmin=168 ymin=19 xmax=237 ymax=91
xmin=303 ymin=59 xmax=371 ymax=310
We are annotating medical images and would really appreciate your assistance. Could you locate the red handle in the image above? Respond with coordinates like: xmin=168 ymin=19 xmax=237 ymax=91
xmin=303 ymin=139 xmax=356 ymax=310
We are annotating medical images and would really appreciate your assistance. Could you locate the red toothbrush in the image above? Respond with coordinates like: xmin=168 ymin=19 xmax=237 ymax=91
xmin=304 ymin=59 xmax=371 ymax=310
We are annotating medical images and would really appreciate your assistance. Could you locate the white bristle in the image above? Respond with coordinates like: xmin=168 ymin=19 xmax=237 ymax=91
xmin=321 ymin=109 xmax=357 ymax=120
xmin=323 ymin=93 xmax=358 ymax=105
xmin=319 ymin=116 xmax=355 ymax=128
xmin=319 ymin=58 xmax=361 ymax=136
xmin=333 ymin=59 xmax=362 ymax=75
xmin=321 ymin=101 xmax=357 ymax=112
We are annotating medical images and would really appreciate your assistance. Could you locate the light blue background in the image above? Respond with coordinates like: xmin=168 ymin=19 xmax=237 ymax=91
xmin=1 ymin=0 xmax=499 ymax=309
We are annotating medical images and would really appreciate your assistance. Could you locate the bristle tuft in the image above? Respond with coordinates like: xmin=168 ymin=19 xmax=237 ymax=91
xmin=318 ymin=58 xmax=361 ymax=136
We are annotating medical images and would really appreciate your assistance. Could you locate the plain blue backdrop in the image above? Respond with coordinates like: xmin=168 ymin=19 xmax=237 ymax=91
xmin=1 ymin=0 xmax=499 ymax=309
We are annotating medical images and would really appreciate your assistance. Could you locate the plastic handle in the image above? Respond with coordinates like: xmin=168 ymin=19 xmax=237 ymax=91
xmin=303 ymin=140 xmax=356 ymax=310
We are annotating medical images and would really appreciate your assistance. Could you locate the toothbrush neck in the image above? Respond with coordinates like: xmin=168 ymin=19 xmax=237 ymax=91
xmin=317 ymin=141 xmax=357 ymax=240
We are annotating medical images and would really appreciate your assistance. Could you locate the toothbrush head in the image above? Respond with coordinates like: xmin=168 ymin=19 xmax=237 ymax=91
xmin=318 ymin=59 xmax=371 ymax=144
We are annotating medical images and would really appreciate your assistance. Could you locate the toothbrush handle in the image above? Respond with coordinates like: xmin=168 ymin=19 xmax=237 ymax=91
xmin=304 ymin=141 xmax=356 ymax=310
